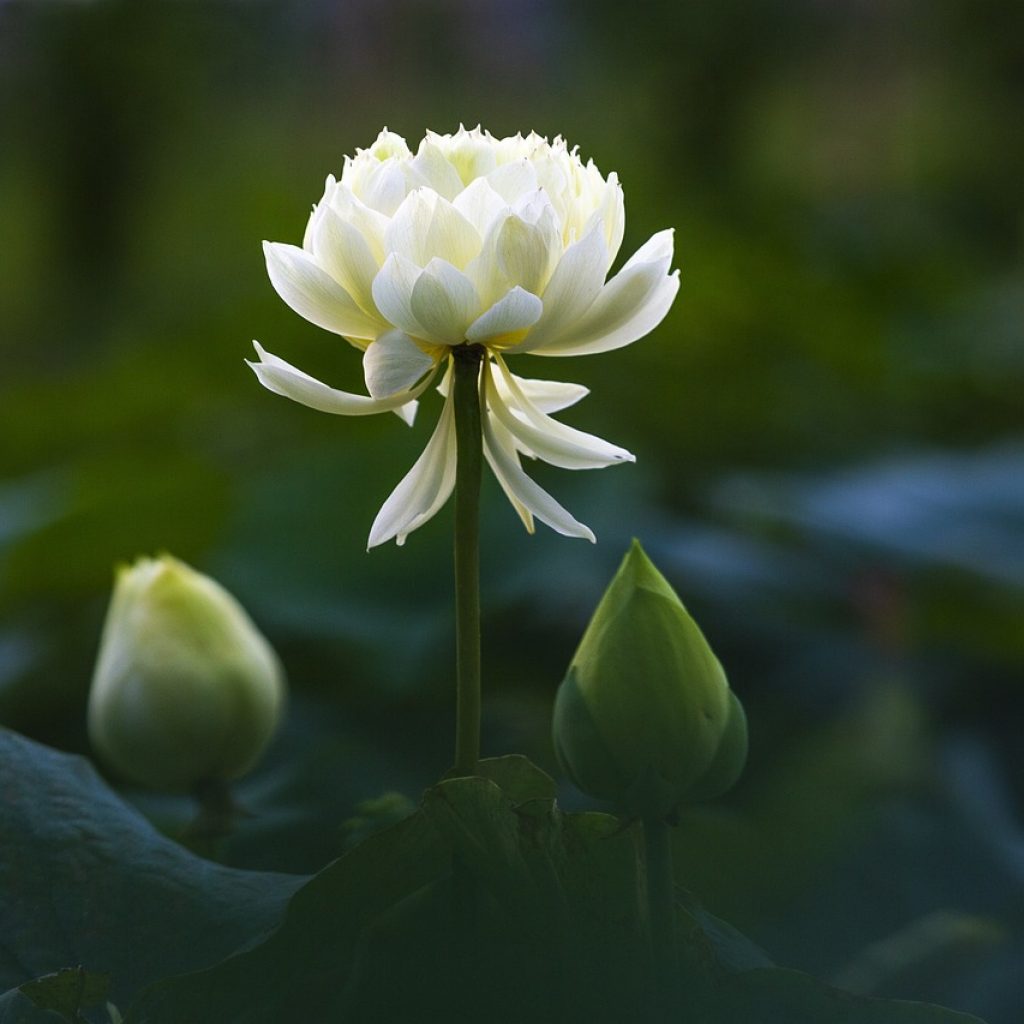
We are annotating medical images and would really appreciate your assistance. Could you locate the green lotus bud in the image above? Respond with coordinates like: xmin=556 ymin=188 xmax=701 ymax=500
xmin=87 ymin=555 xmax=286 ymax=792
xmin=552 ymin=540 xmax=746 ymax=819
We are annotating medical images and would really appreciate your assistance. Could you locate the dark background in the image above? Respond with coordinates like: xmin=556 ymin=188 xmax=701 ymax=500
xmin=1 ymin=2 xmax=1022 ymax=1020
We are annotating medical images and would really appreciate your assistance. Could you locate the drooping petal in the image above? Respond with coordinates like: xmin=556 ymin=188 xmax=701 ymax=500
xmin=248 ymin=341 xmax=435 ymax=422
xmin=311 ymin=207 xmax=382 ymax=315
xmin=409 ymin=258 xmax=480 ymax=345
xmin=533 ymin=229 xmax=679 ymax=356
xmin=486 ymin=359 xmax=634 ymax=470
xmin=363 ymin=330 xmax=438 ymax=399
xmin=368 ymin=371 xmax=458 ymax=547
xmin=481 ymin=374 xmax=595 ymax=542
xmin=505 ymin=226 xmax=608 ymax=353
xmin=498 ymin=373 xmax=589 ymax=414
xmin=436 ymin=360 xmax=590 ymax=415
xmin=264 ymin=242 xmax=384 ymax=341
xmin=466 ymin=286 xmax=542 ymax=345
xmin=371 ymin=252 xmax=427 ymax=338
xmin=485 ymin=416 xmax=536 ymax=531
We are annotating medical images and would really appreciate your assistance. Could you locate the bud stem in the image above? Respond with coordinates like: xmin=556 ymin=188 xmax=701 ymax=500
xmin=452 ymin=345 xmax=485 ymax=776
xmin=643 ymin=816 xmax=677 ymax=1012
xmin=186 ymin=778 xmax=241 ymax=861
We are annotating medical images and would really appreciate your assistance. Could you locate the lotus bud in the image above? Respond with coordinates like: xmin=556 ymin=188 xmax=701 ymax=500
xmin=87 ymin=555 xmax=286 ymax=792
xmin=552 ymin=540 xmax=746 ymax=819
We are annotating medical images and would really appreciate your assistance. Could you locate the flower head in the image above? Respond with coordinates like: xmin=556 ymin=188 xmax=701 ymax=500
xmin=250 ymin=126 xmax=679 ymax=546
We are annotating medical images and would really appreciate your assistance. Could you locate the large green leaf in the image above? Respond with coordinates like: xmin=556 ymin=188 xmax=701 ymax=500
xmin=0 ymin=729 xmax=302 ymax=1007
xmin=125 ymin=757 xmax=647 ymax=1021
xmin=126 ymin=808 xmax=449 ymax=1022
xmin=123 ymin=754 xmax=991 ymax=1022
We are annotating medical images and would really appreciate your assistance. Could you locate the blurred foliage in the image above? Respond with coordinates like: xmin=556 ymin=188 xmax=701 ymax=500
xmin=1 ymin=0 xmax=1022 ymax=1020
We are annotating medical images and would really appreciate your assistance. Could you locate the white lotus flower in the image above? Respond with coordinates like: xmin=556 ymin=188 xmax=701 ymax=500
xmin=249 ymin=127 xmax=679 ymax=547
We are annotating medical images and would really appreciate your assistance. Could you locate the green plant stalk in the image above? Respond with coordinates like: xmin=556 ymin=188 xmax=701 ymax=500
xmin=452 ymin=345 xmax=484 ymax=777
xmin=643 ymin=816 xmax=677 ymax=1010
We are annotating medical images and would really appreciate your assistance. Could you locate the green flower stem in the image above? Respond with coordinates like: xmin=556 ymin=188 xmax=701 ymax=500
xmin=643 ymin=816 xmax=677 ymax=1010
xmin=452 ymin=344 xmax=485 ymax=777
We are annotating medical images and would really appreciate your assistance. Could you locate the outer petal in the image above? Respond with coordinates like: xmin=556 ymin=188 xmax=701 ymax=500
xmin=363 ymin=330 xmax=438 ymax=399
xmin=310 ymin=207 xmax=381 ymax=315
xmin=452 ymin=178 xmax=507 ymax=235
xmin=409 ymin=258 xmax=480 ymax=345
xmin=303 ymin=174 xmax=337 ymax=252
xmin=481 ymin=371 xmax=596 ymax=542
xmin=385 ymin=189 xmax=481 ymax=270
xmin=357 ymin=161 xmax=411 ymax=216
xmin=409 ymin=141 xmax=464 ymax=201
xmin=486 ymin=359 xmax=634 ymax=470
xmin=531 ymin=229 xmax=679 ymax=357
xmin=505 ymin=227 xmax=608 ymax=353
xmin=368 ymin=372 xmax=458 ymax=547
xmin=371 ymin=252 xmax=427 ymax=338
xmin=465 ymin=286 xmax=542 ymax=345
xmin=494 ymin=212 xmax=559 ymax=295
xmin=622 ymin=227 xmax=675 ymax=270
xmin=462 ymin=212 xmax=513 ymax=308
xmin=327 ymin=183 xmax=390 ymax=262
xmin=264 ymin=242 xmax=384 ymax=341
xmin=486 ymin=159 xmax=539 ymax=203
xmin=583 ymin=173 xmax=625 ymax=271
xmin=248 ymin=341 xmax=434 ymax=423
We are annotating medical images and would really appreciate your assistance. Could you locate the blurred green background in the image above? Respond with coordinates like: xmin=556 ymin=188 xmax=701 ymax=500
xmin=1 ymin=0 xmax=1022 ymax=1019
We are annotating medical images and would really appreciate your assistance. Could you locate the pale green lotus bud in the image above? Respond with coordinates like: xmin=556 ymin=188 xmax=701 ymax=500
xmin=552 ymin=541 xmax=746 ymax=819
xmin=87 ymin=555 xmax=286 ymax=792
